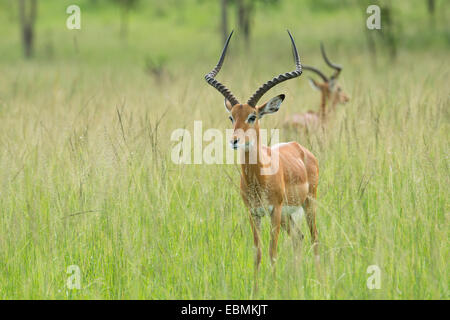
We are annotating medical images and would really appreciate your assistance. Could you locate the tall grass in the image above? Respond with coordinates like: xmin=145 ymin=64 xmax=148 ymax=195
xmin=0 ymin=0 xmax=448 ymax=299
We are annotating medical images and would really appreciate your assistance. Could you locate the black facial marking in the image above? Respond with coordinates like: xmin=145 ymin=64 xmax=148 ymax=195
xmin=247 ymin=114 xmax=257 ymax=123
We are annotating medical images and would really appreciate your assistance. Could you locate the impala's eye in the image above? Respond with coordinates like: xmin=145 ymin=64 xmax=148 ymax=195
xmin=247 ymin=115 xmax=256 ymax=124
xmin=229 ymin=116 xmax=234 ymax=123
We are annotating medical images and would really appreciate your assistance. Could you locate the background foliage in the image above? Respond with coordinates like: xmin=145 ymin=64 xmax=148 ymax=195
xmin=0 ymin=0 xmax=448 ymax=299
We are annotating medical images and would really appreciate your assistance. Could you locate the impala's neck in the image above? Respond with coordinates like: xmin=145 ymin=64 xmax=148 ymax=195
xmin=330 ymin=93 xmax=340 ymax=112
xmin=240 ymin=127 xmax=268 ymax=184
xmin=320 ymin=91 xmax=328 ymax=121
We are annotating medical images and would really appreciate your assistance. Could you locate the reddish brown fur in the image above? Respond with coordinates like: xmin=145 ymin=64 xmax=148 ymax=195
xmin=227 ymin=101 xmax=319 ymax=288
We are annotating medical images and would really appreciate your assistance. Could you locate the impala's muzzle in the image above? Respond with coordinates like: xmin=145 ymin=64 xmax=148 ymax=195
xmin=342 ymin=93 xmax=350 ymax=104
xmin=230 ymin=135 xmax=247 ymax=150
xmin=230 ymin=138 xmax=240 ymax=150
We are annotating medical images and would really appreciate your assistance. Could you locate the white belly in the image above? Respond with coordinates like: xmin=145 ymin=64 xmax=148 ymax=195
xmin=252 ymin=205 xmax=304 ymax=223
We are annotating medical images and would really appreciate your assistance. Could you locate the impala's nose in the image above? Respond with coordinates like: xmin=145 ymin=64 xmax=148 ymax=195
xmin=230 ymin=138 xmax=239 ymax=149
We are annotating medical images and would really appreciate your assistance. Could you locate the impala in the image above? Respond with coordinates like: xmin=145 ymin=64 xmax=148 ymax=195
xmin=284 ymin=43 xmax=349 ymax=129
xmin=205 ymin=30 xmax=319 ymax=287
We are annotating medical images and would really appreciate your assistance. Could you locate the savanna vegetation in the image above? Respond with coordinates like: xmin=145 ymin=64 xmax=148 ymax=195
xmin=0 ymin=0 xmax=448 ymax=299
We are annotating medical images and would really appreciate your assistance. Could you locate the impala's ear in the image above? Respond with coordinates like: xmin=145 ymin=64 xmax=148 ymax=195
xmin=257 ymin=94 xmax=285 ymax=118
xmin=224 ymin=99 xmax=233 ymax=113
xmin=308 ymin=77 xmax=321 ymax=91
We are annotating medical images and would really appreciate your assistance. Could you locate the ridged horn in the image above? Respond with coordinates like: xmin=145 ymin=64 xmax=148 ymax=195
xmin=205 ymin=31 xmax=240 ymax=106
xmin=321 ymin=42 xmax=342 ymax=79
xmin=246 ymin=30 xmax=302 ymax=107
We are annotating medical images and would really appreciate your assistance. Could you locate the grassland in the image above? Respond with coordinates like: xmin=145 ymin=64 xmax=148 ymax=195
xmin=0 ymin=0 xmax=448 ymax=299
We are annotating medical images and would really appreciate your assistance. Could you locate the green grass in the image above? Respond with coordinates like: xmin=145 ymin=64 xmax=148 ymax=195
xmin=0 ymin=0 xmax=448 ymax=299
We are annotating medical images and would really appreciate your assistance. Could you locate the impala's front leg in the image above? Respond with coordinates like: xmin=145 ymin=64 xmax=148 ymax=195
xmin=248 ymin=211 xmax=262 ymax=291
xmin=269 ymin=204 xmax=282 ymax=270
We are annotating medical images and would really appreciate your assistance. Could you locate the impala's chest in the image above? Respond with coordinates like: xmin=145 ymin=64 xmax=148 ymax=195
xmin=241 ymin=179 xmax=278 ymax=207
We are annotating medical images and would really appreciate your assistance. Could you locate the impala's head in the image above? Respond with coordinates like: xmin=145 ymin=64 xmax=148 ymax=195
xmin=303 ymin=43 xmax=350 ymax=106
xmin=205 ymin=30 xmax=302 ymax=150
xmin=309 ymin=78 xmax=349 ymax=105
xmin=225 ymin=95 xmax=285 ymax=149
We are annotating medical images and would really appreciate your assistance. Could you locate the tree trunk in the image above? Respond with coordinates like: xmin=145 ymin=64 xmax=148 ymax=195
xmin=365 ymin=29 xmax=377 ymax=67
xmin=381 ymin=5 xmax=397 ymax=60
xmin=18 ymin=0 xmax=37 ymax=58
xmin=237 ymin=0 xmax=244 ymax=31
xmin=427 ymin=0 xmax=436 ymax=27
xmin=427 ymin=0 xmax=435 ymax=15
xmin=220 ymin=0 xmax=228 ymax=44
xmin=22 ymin=24 xmax=33 ymax=58
xmin=360 ymin=1 xmax=377 ymax=67
xmin=237 ymin=0 xmax=253 ymax=47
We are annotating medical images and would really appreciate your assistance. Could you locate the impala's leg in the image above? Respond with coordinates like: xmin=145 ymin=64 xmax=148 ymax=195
xmin=269 ymin=204 xmax=282 ymax=271
xmin=304 ymin=196 xmax=319 ymax=257
xmin=304 ymin=192 xmax=322 ymax=278
xmin=248 ymin=212 xmax=262 ymax=291
xmin=289 ymin=214 xmax=304 ymax=255
xmin=280 ymin=214 xmax=291 ymax=236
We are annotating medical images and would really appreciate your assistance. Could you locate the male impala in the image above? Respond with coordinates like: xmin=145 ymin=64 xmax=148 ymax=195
xmin=284 ymin=43 xmax=349 ymax=129
xmin=205 ymin=31 xmax=319 ymax=286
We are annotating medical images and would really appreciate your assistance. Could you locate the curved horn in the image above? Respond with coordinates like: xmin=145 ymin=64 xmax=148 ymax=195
xmin=320 ymin=42 xmax=342 ymax=79
xmin=302 ymin=65 xmax=329 ymax=82
xmin=205 ymin=31 xmax=240 ymax=106
xmin=247 ymin=30 xmax=302 ymax=107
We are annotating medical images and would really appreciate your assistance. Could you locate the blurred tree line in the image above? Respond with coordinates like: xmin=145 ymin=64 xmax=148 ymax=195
xmin=359 ymin=0 xmax=438 ymax=64
xmin=11 ymin=0 xmax=447 ymax=59
xmin=16 ymin=0 xmax=140 ymax=57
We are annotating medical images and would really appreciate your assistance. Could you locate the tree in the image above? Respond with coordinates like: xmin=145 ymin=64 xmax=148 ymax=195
xmin=361 ymin=0 xmax=398 ymax=64
xmin=236 ymin=0 xmax=253 ymax=45
xmin=113 ymin=0 xmax=139 ymax=39
xmin=426 ymin=0 xmax=436 ymax=27
xmin=221 ymin=0 xmax=280 ymax=46
xmin=18 ymin=0 xmax=37 ymax=58
xmin=221 ymin=0 xmax=229 ymax=44
xmin=427 ymin=0 xmax=435 ymax=16
xmin=380 ymin=3 xmax=397 ymax=60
